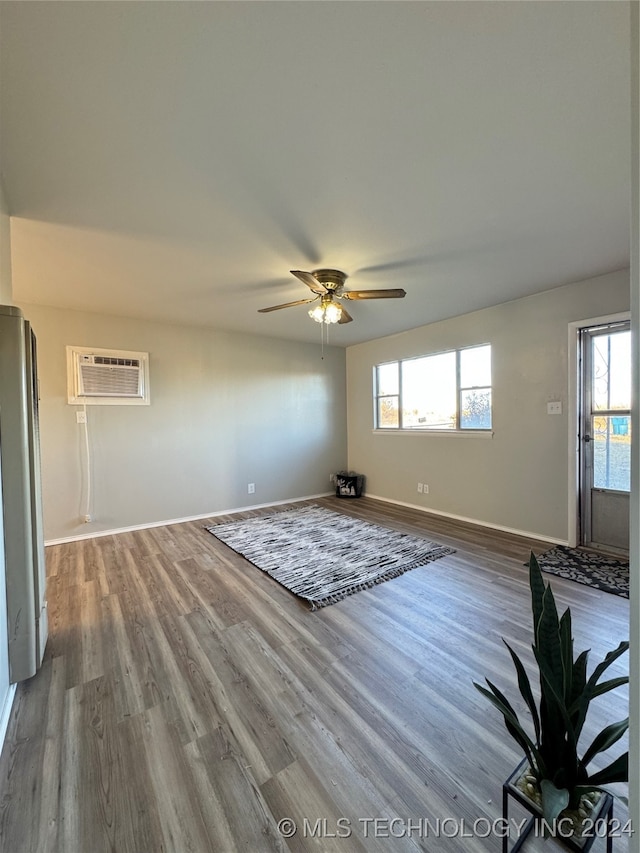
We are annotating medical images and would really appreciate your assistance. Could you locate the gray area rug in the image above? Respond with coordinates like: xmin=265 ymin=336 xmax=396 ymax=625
xmin=535 ymin=545 xmax=629 ymax=598
xmin=206 ymin=504 xmax=454 ymax=609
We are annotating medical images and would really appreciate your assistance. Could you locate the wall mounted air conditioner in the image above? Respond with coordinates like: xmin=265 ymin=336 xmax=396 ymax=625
xmin=67 ymin=346 xmax=150 ymax=405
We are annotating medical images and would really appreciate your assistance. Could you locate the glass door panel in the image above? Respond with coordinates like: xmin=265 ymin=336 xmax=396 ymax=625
xmin=580 ymin=322 xmax=630 ymax=554
xmin=591 ymin=415 xmax=631 ymax=491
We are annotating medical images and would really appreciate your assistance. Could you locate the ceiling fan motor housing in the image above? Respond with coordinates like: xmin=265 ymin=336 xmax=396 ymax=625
xmin=312 ymin=269 xmax=347 ymax=291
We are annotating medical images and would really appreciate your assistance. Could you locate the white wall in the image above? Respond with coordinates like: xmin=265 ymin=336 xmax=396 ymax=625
xmin=346 ymin=270 xmax=630 ymax=543
xmin=0 ymin=181 xmax=11 ymax=305
xmin=20 ymin=303 xmax=347 ymax=541
xmin=0 ymin=179 xmax=14 ymax=739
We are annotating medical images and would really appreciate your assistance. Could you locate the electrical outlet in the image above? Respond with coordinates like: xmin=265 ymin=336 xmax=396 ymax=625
xmin=329 ymin=473 xmax=336 ymax=484
xmin=76 ymin=411 xmax=87 ymax=424
xmin=83 ymin=514 xmax=91 ymax=523
xmin=248 ymin=483 xmax=255 ymax=495
xmin=417 ymin=483 xmax=423 ymax=493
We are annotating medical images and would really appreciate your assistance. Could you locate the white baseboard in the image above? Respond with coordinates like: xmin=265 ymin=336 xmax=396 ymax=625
xmin=365 ymin=492 xmax=567 ymax=546
xmin=0 ymin=683 xmax=17 ymax=753
xmin=44 ymin=492 xmax=334 ymax=546
xmin=45 ymin=491 xmax=566 ymax=548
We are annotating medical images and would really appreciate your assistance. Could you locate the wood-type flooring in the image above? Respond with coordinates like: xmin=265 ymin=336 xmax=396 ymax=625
xmin=0 ymin=497 xmax=630 ymax=852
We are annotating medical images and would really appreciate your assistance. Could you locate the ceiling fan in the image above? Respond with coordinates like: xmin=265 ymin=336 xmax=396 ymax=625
xmin=258 ymin=269 xmax=406 ymax=325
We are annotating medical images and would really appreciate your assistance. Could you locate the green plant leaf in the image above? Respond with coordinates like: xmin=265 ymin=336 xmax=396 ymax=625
xmin=559 ymin=607 xmax=573 ymax=702
xmin=503 ymin=640 xmax=541 ymax=743
xmin=533 ymin=645 xmax=578 ymax=764
xmin=540 ymin=779 xmax=570 ymax=823
xmin=570 ymin=675 xmax=629 ymax=738
xmin=529 ymin=552 xmax=546 ymax=639
xmin=588 ymin=752 xmax=629 ymax=786
xmin=568 ymin=649 xmax=589 ymax=725
xmin=533 ymin=646 xmax=570 ymax=726
xmin=474 ymin=681 xmax=528 ymax=744
xmin=587 ymin=642 xmax=629 ymax=690
xmin=582 ymin=719 xmax=629 ymax=767
xmin=536 ymin=585 xmax=564 ymax=696
xmin=474 ymin=681 xmax=543 ymax=774
xmin=572 ymin=643 xmax=629 ymax=739
xmin=590 ymin=676 xmax=629 ymax=698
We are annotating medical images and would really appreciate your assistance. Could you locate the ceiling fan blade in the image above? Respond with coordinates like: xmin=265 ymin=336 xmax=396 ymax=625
xmin=342 ymin=288 xmax=406 ymax=300
xmin=258 ymin=297 xmax=317 ymax=313
xmin=290 ymin=269 xmax=327 ymax=294
xmin=338 ymin=306 xmax=353 ymax=324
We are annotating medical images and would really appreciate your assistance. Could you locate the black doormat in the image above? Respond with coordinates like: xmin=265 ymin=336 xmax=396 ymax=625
xmin=534 ymin=545 xmax=629 ymax=598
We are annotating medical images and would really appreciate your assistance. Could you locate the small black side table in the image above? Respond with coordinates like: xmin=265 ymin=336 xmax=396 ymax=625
xmin=502 ymin=760 xmax=614 ymax=853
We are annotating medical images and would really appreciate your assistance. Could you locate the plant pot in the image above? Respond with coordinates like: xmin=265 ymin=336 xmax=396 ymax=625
xmin=502 ymin=758 xmax=614 ymax=853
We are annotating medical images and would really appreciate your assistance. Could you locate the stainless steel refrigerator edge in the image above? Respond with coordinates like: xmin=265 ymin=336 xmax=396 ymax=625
xmin=0 ymin=305 xmax=47 ymax=682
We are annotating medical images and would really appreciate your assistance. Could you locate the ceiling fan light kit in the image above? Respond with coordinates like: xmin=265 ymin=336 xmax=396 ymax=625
xmin=258 ymin=268 xmax=406 ymax=326
xmin=309 ymin=295 xmax=343 ymax=325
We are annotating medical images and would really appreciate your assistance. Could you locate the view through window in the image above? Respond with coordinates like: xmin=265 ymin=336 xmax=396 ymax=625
xmin=374 ymin=344 xmax=492 ymax=431
xmin=591 ymin=329 xmax=631 ymax=491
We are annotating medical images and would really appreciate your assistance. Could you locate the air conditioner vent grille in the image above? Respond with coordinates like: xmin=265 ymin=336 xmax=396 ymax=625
xmin=93 ymin=356 xmax=140 ymax=367
xmin=79 ymin=363 xmax=142 ymax=397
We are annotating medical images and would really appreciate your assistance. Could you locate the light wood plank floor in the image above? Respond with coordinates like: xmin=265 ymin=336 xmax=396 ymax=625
xmin=0 ymin=497 xmax=630 ymax=852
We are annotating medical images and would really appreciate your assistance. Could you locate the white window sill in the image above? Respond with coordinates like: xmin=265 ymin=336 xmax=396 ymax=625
xmin=372 ymin=428 xmax=494 ymax=439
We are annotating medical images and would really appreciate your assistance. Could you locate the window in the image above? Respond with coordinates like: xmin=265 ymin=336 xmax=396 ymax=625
xmin=459 ymin=344 xmax=492 ymax=429
xmin=374 ymin=344 xmax=492 ymax=431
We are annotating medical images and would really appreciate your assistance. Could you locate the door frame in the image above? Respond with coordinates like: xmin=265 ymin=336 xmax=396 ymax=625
xmin=567 ymin=311 xmax=630 ymax=548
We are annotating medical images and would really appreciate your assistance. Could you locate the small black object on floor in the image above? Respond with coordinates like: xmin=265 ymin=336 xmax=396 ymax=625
xmin=335 ymin=471 xmax=365 ymax=499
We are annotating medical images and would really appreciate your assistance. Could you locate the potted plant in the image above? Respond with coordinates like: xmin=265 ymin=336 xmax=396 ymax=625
xmin=474 ymin=552 xmax=629 ymax=831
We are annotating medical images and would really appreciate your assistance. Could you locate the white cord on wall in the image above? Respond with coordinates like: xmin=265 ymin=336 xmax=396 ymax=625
xmin=83 ymin=403 xmax=92 ymax=522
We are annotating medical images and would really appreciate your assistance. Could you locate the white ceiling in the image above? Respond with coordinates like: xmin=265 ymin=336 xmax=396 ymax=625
xmin=0 ymin=1 xmax=631 ymax=347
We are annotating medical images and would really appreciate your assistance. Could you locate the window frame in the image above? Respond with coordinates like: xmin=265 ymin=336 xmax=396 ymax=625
xmin=373 ymin=344 xmax=493 ymax=433
xmin=373 ymin=361 xmax=401 ymax=429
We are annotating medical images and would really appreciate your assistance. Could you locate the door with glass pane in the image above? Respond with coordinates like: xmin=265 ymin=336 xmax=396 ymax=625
xmin=580 ymin=322 xmax=630 ymax=554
